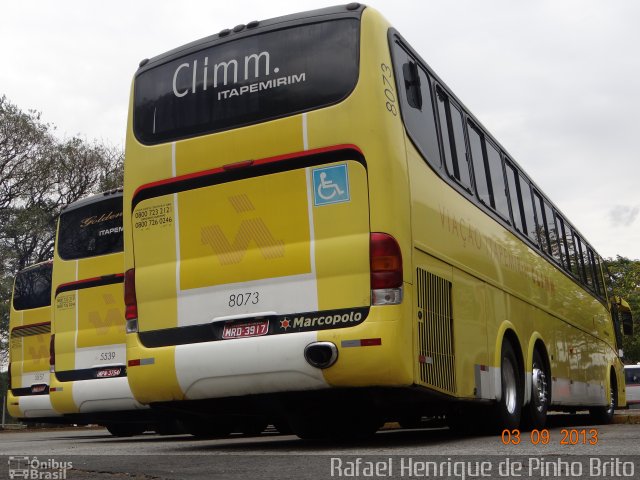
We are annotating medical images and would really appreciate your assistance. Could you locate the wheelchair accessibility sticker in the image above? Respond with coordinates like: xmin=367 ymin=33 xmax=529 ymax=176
xmin=312 ymin=164 xmax=350 ymax=206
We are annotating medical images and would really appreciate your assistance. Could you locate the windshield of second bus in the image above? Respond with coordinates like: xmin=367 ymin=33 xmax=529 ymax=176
xmin=57 ymin=197 xmax=123 ymax=260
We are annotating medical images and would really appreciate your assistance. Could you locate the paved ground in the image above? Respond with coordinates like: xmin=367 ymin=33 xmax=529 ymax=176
xmin=0 ymin=412 xmax=639 ymax=479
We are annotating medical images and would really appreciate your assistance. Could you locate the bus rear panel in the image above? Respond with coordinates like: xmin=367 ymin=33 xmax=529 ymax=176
xmin=7 ymin=262 xmax=59 ymax=420
xmin=49 ymin=191 xmax=147 ymax=418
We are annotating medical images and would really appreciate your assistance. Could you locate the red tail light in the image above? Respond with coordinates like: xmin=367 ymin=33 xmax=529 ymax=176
xmin=370 ymin=233 xmax=403 ymax=289
xmin=49 ymin=334 xmax=55 ymax=368
xmin=124 ymin=268 xmax=138 ymax=321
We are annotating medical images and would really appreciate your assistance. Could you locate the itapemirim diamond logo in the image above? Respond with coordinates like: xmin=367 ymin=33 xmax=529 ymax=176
xmin=8 ymin=456 xmax=72 ymax=479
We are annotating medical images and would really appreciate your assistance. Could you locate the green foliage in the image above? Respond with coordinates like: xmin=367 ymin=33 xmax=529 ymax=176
xmin=0 ymin=95 xmax=123 ymax=367
xmin=605 ymin=255 xmax=640 ymax=362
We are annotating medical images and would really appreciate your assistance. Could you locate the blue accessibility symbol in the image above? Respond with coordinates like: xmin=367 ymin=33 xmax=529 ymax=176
xmin=312 ymin=164 xmax=350 ymax=206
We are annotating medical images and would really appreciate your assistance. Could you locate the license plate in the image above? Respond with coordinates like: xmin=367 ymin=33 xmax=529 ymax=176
xmin=222 ymin=320 xmax=269 ymax=339
xmin=96 ymin=367 xmax=122 ymax=378
xmin=31 ymin=384 xmax=47 ymax=394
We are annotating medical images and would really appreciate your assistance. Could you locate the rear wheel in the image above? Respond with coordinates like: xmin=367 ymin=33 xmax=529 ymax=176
xmin=590 ymin=372 xmax=616 ymax=424
xmin=105 ymin=423 xmax=146 ymax=437
xmin=493 ymin=340 xmax=523 ymax=432
xmin=521 ymin=349 xmax=550 ymax=430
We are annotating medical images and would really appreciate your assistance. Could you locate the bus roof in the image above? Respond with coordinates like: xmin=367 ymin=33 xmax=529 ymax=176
xmin=135 ymin=3 xmax=365 ymax=75
xmin=60 ymin=188 xmax=123 ymax=214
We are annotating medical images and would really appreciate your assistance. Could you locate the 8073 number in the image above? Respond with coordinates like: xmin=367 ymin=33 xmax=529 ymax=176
xmin=228 ymin=292 xmax=259 ymax=308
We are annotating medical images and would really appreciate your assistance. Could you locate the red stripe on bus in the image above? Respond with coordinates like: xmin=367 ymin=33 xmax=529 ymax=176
xmin=132 ymin=143 xmax=363 ymax=200
xmin=56 ymin=273 xmax=125 ymax=293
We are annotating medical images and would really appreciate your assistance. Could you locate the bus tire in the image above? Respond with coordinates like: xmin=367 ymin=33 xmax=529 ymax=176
xmin=521 ymin=349 xmax=550 ymax=430
xmin=589 ymin=371 xmax=616 ymax=424
xmin=494 ymin=340 xmax=523 ymax=432
xmin=105 ymin=423 xmax=146 ymax=437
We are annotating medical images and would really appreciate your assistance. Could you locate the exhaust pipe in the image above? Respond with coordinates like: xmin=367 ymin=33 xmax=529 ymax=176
xmin=304 ymin=342 xmax=338 ymax=369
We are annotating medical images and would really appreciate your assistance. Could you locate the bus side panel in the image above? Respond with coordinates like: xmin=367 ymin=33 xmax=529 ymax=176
xmin=314 ymin=9 xmax=414 ymax=388
xmin=452 ymin=268 xmax=489 ymax=399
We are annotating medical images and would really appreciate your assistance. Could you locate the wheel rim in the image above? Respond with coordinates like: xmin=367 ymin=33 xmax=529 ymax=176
xmin=503 ymin=357 xmax=517 ymax=414
xmin=532 ymin=362 xmax=548 ymax=413
xmin=607 ymin=384 xmax=615 ymax=415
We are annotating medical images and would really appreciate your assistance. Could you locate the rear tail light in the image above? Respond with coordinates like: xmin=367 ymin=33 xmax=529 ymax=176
xmin=49 ymin=334 xmax=55 ymax=372
xmin=124 ymin=268 xmax=139 ymax=333
xmin=7 ymin=362 xmax=12 ymax=389
xmin=370 ymin=233 xmax=403 ymax=305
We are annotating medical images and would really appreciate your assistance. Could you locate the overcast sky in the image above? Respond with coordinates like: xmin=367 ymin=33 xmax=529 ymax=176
xmin=2 ymin=0 xmax=638 ymax=259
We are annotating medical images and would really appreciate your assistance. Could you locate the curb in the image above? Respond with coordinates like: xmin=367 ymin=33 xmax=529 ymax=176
xmin=613 ymin=413 xmax=640 ymax=424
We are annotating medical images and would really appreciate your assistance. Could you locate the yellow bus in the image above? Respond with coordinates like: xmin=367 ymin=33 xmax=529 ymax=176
xmin=48 ymin=190 xmax=159 ymax=436
xmin=6 ymin=261 xmax=60 ymax=421
xmin=123 ymin=4 xmax=632 ymax=438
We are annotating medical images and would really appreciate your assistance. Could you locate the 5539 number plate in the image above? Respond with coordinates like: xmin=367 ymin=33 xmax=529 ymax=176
xmin=222 ymin=320 xmax=269 ymax=340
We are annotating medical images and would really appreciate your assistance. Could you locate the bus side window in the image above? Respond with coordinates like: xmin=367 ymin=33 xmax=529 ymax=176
xmin=435 ymin=88 xmax=471 ymax=190
xmin=392 ymin=41 xmax=441 ymax=169
xmin=436 ymin=87 xmax=456 ymax=179
xmin=588 ymin=248 xmax=601 ymax=296
xmin=518 ymin=174 xmax=539 ymax=246
xmin=565 ymin=228 xmax=581 ymax=279
xmin=555 ymin=215 xmax=572 ymax=273
xmin=545 ymin=203 xmax=563 ymax=265
xmin=449 ymin=104 xmax=472 ymax=189
xmin=468 ymin=123 xmax=491 ymax=206
xmin=577 ymin=237 xmax=594 ymax=289
xmin=486 ymin=142 xmax=510 ymax=221
xmin=505 ymin=162 xmax=525 ymax=234
xmin=533 ymin=191 xmax=551 ymax=255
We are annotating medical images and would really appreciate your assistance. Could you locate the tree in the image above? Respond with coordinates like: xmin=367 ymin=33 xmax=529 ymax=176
xmin=605 ymin=255 xmax=640 ymax=362
xmin=0 ymin=95 xmax=123 ymax=368
xmin=0 ymin=95 xmax=54 ymax=211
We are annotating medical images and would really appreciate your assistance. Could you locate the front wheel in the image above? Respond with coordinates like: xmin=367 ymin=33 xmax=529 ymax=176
xmin=589 ymin=373 xmax=616 ymax=424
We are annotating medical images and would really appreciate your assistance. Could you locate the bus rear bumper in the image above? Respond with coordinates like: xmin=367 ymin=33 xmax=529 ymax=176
xmin=127 ymin=303 xmax=414 ymax=404
xmin=72 ymin=376 xmax=147 ymax=413
xmin=10 ymin=392 xmax=61 ymax=419
xmin=175 ymin=331 xmax=328 ymax=400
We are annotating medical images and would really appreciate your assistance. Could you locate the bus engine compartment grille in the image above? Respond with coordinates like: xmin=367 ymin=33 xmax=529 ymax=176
xmin=416 ymin=268 xmax=456 ymax=394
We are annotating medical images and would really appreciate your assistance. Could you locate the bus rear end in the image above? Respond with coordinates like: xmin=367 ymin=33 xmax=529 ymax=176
xmin=125 ymin=5 xmax=415 ymax=436
xmin=7 ymin=262 xmax=60 ymax=420
xmin=49 ymin=191 xmax=154 ymax=435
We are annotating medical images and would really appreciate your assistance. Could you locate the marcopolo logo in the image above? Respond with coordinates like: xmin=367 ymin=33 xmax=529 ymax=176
xmin=278 ymin=308 xmax=368 ymax=333
xmin=8 ymin=456 xmax=73 ymax=479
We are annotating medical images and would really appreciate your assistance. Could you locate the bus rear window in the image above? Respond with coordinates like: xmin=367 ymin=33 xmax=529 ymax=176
xmin=57 ymin=197 xmax=123 ymax=260
xmin=13 ymin=263 xmax=52 ymax=311
xmin=134 ymin=19 xmax=360 ymax=144
xmin=626 ymin=368 xmax=640 ymax=384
